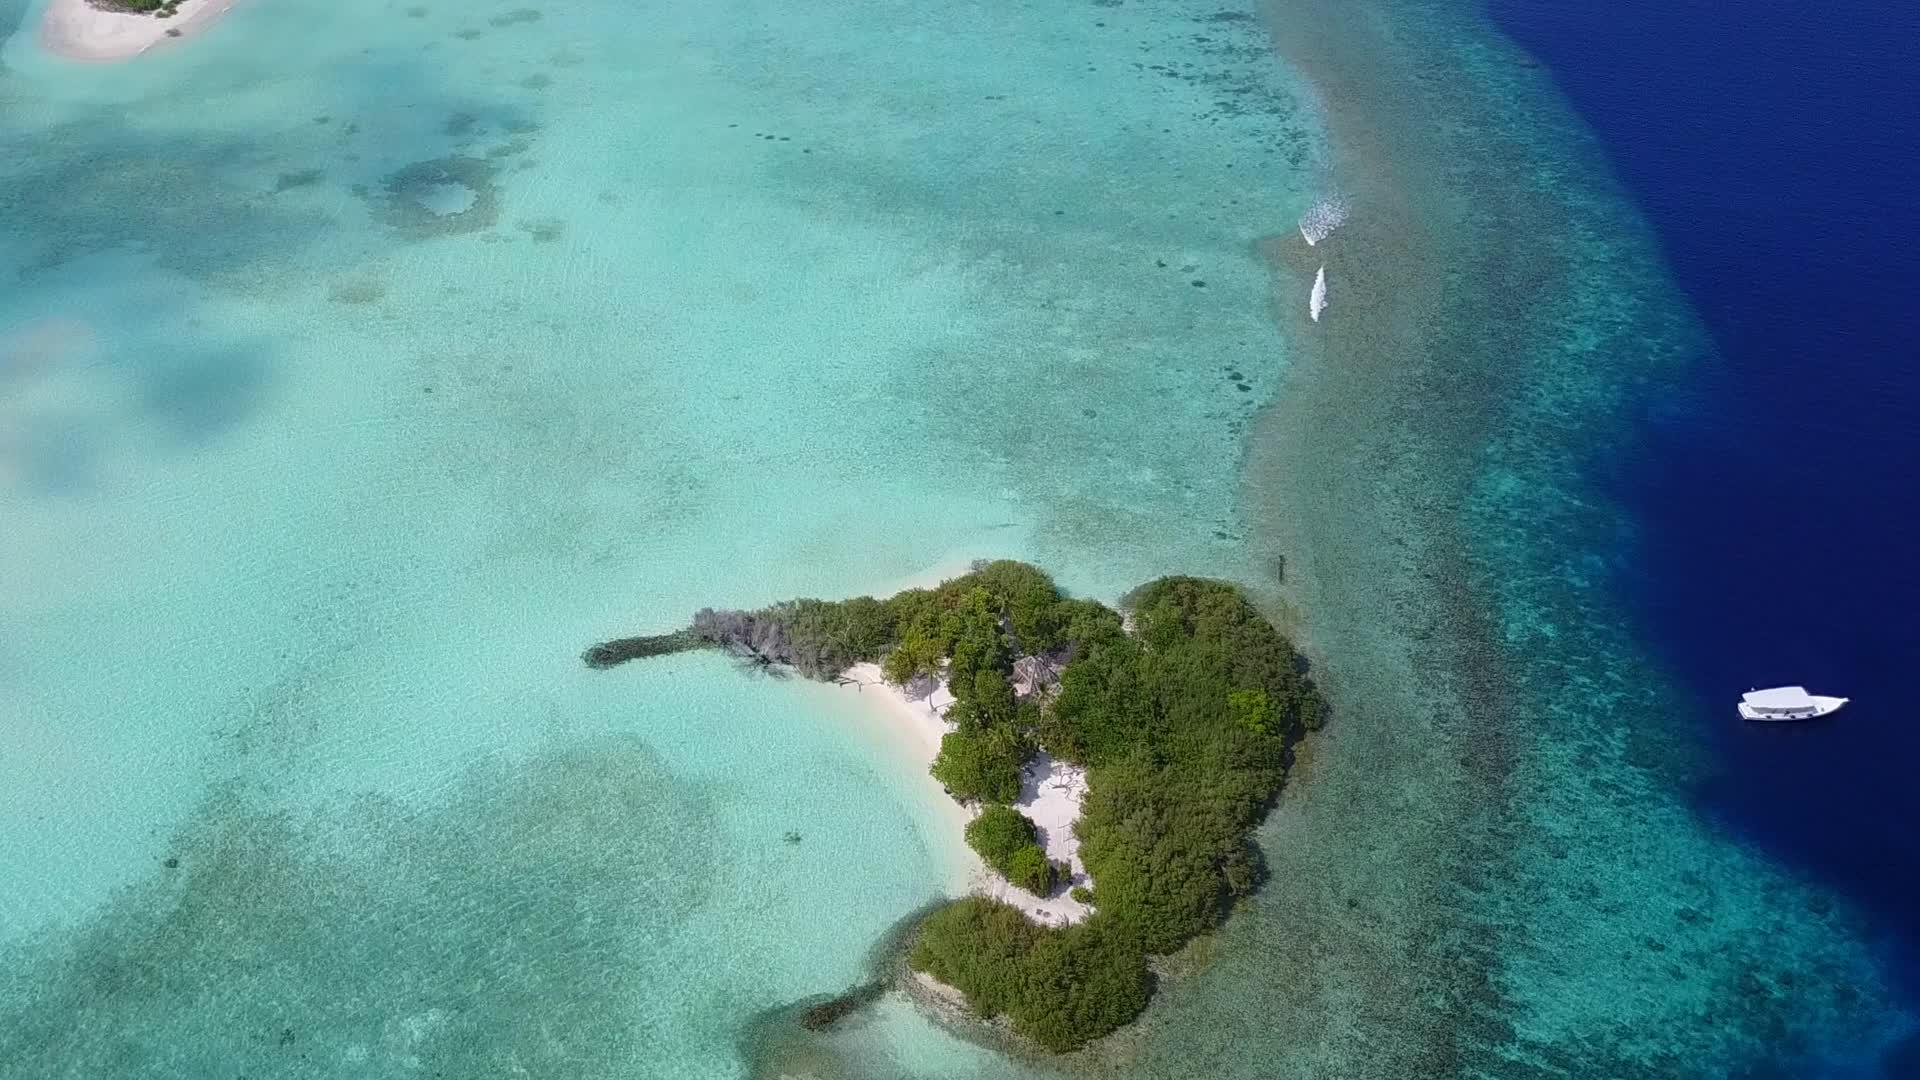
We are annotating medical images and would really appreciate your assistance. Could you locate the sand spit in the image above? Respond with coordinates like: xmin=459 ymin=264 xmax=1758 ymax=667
xmin=39 ymin=0 xmax=235 ymax=62
xmin=835 ymin=662 xmax=1092 ymax=926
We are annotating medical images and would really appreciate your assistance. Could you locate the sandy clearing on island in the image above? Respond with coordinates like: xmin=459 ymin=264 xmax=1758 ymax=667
xmin=976 ymin=752 xmax=1091 ymax=926
xmin=835 ymin=662 xmax=1092 ymax=926
xmin=39 ymin=0 xmax=235 ymax=62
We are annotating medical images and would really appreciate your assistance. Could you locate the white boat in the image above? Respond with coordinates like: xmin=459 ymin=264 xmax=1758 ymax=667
xmin=1738 ymin=686 xmax=1848 ymax=722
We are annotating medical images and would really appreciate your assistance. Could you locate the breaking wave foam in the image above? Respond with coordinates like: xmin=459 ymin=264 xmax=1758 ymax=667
xmin=1299 ymin=195 xmax=1349 ymax=246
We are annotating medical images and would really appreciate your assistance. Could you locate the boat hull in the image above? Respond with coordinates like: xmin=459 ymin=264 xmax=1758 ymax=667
xmin=1738 ymin=696 xmax=1848 ymax=722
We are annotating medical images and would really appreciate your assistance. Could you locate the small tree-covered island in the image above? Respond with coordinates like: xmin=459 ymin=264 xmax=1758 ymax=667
xmin=585 ymin=561 xmax=1325 ymax=1052
xmin=90 ymin=0 xmax=187 ymax=16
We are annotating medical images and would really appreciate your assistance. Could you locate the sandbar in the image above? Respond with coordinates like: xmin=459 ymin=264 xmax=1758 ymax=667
xmin=39 ymin=0 xmax=235 ymax=62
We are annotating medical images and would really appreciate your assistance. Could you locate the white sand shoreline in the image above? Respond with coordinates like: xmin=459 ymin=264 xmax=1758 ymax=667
xmin=833 ymin=662 xmax=973 ymax=891
xmin=835 ymin=661 xmax=1093 ymax=927
xmin=39 ymin=0 xmax=236 ymax=62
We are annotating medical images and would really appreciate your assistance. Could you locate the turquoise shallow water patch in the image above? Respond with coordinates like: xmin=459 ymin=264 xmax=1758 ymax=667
xmin=0 ymin=0 xmax=1318 ymax=1074
xmin=0 ymin=646 xmax=977 ymax=1079
xmin=0 ymin=738 xmax=721 ymax=1075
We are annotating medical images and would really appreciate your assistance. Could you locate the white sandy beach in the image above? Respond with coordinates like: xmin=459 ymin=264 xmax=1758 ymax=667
xmin=39 ymin=0 xmax=235 ymax=62
xmin=974 ymin=752 xmax=1091 ymax=925
xmin=835 ymin=661 xmax=1093 ymax=926
xmin=839 ymin=663 xmax=955 ymax=766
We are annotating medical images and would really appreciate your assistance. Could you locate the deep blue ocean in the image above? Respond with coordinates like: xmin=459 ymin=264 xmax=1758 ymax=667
xmin=1491 ymin=0 xmax=1920 ymax=1056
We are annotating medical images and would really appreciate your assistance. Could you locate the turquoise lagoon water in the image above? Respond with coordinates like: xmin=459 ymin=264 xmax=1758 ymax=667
xmin=3 ymin=0 xmax=1912 ymax=1078
xmin=0 ymin=0 xmax=1315 ymax=1076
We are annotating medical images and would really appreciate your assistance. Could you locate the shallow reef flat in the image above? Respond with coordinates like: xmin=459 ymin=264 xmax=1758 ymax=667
xmin=1138 ymin=1 xmax=1910 ymax=1078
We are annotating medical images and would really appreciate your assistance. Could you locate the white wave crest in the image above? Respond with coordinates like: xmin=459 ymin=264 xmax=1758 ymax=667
xmin=1298 ymin=196 xmax=1349 ymax=246
xmin=1309 ymin=266 xmax=1328 ymax=322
